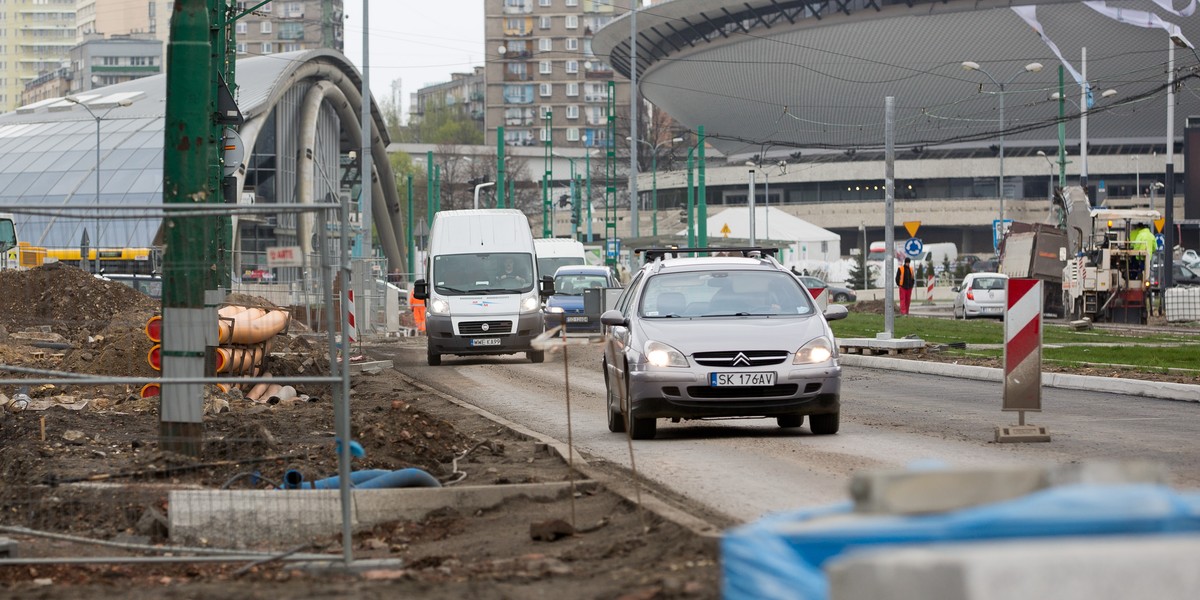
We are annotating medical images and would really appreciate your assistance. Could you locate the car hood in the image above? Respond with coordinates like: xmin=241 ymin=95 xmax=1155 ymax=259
xmin=446 ymin=295 xmax=522 ymax=316
xmin=635 ymin=315 xmax=827 ymax=354
xmin=546 ymin=295 xmax=584 ymax=311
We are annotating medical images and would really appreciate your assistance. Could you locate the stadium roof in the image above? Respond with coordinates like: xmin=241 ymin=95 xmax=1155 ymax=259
xmin=593 ymin=0 xmax=1200 ymax=160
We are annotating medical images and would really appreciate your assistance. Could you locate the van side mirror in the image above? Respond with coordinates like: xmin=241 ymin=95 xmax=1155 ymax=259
xmin=413 ymin=279 xmax=429 ymax=300
xmin=538 ymin=275 xmax=555 ymax=298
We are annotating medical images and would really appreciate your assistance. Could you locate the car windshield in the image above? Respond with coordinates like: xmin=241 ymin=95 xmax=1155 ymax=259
xmin=553 ymin=273 xmax=608 ymax=296
xmin=639 ymin=270 xmax=815 ymax=318
xmin=433 ymin=253 xmax=534 ymax=295
xmin=972 ymin=277 xmax=1006 ymax=290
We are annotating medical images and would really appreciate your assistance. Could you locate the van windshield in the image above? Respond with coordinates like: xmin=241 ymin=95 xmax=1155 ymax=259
xmin=537 ymin=257 xmax=585 ymax=278
xmin=433 ymin=253 xmax=534 ymax=295
xmin=0 ymin=219 xmax=16 ymax=252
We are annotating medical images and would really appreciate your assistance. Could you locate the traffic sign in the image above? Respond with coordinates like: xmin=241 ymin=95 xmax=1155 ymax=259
xmin=720 ymin=223 xmax=731 ymax=237
xmin=1156 ymin=233 xmax=1165 ymax=250
xmin=606 ymin=238 xmax=620 ymax=259
xmin=903 ymin=221 xmax=921 ymax=238
xmin=903 ymin=237 xmax=924 ymax=258
xmin=1154 ymin=218 xmax=1165 ymax=233
xmin=992 ymin=219 xmax=1013 ymax=251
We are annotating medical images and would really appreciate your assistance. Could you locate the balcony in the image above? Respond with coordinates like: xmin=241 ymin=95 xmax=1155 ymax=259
xmin=585 ymin=69 xmax=613 ymax=80
xmin=502 ymin=3 xmax=532 ymax=14
xmin=503 ymin=71 xmax=532 ymax=82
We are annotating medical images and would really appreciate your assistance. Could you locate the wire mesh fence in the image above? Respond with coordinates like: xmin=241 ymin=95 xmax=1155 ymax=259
xmin=0 ymin=202 xmax=363 ymax=562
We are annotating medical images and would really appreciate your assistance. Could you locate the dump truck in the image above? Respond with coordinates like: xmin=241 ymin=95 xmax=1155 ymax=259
xmin=999 ymin=223 xmax=1068 ymax=317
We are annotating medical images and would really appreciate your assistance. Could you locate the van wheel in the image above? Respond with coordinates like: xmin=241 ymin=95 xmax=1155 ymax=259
xmin=528 ymin=350 xmax=545 ymax=363
xmin=777 ymin=414 xmax=804 ymax=428
xmin=426 ymin=347 xmax=441 ymax=366
xmin=809 ymin=412 xmax=839 ymax=435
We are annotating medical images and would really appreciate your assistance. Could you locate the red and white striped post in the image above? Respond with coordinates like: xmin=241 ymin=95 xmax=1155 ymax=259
xmin=924 ymin=275 xmax=935 ymax=305
xmin=346 ymin=288 xmax=358 ymax=345
xmin=997 ymin=278 xmax=1051 ymax=442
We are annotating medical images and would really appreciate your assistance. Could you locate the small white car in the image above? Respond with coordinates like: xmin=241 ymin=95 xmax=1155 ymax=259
xmin=952 ymin=272 xmax=1008 ymax=319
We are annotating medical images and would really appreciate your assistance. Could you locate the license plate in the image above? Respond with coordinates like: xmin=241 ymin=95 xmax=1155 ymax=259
xmin=565 ymin=316 xmax=589 ymax=323
xmin=984 ymin=307 xmax=1003 ymax=314
xmin=710 ymin=372 xmax=777 ymax=387
xmin=470 ymin=337 xmax=501 ymax=347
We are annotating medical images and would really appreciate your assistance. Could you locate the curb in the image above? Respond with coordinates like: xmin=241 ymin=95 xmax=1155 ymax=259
xmin=839 ymin=355 xmax=1200 ymax=403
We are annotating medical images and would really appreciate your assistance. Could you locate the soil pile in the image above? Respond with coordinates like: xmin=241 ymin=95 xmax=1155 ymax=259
xmin=0 ymin=262 xmax=158 ymax=344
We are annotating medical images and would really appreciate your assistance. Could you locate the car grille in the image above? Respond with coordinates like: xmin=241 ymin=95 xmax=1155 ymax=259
xmin=687 ymin=384 xmax=800 ymax=399
xmin=692 ymin=350 xmax=789 ymax=367
xmin=458 ymin=320 xmax=513 ymax=335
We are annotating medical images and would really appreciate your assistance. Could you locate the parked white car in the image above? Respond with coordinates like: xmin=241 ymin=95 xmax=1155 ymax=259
xmin=952 ymin=272 xmax=1008 ymax=319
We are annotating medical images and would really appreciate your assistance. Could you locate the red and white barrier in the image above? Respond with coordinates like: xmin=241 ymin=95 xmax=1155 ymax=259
xmin=1003 ymin=279 xmax=1042 ymax=412
xmin=347 ymin=288 xmax=357 ymax=344
xmin=807 ymin=286 xmax=829 ymax=311
xmin=926 ymin=275 xmax=935 ymax=305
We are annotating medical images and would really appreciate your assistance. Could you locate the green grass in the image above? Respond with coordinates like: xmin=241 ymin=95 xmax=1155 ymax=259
xmin=829 ymin=313 xmax=1200 ymax=373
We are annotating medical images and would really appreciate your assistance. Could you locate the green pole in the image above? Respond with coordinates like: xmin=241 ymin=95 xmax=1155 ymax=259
xmin=572 ymin=173 xmax=581 ymax=241
xmin=698 ymin=125 xmax=707 ymax=247
xmin=162 ymin=0 xmax=214 ymax=456
xmin=426 ymin=151 xmax=434 ymax=219
xmin=542 ymin=110 xmax=552 ymax=237
xmin=586 ymin=151 xmax=592 ymax=242
xmin=211 ymin=0 xmax=231 ymax=288
xmin=652 ymin=152 xmax=658 ymax=237
xmin=1057 ymin=65 xmax=1067 ymax=187
xmin=406 ymin=175 xmax=414 ymax=276
xmin=687 ymin=147 xmax=695 ymax=248
xmin=497 ymin=126 xmax=506 ymax=208
xmin=434 ymin=164 xmax=441 ymax=213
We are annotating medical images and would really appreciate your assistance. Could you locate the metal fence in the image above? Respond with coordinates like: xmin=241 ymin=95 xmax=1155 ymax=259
xmin=0 ymin=201 xmax=366 ymax=565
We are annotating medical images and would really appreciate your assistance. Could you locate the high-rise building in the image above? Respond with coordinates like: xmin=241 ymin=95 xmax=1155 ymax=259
xmin=485 ymin=0 xmax=630 ymax=148
xmin=230 ymin=1 xmax=345 ymax=58
xmin=0 ymin=1 xmax=77 ymax=111
xmin=69 ymin=35 xmax=163 ymax=94
xmin=411 ymin=66 xmax=485 ymax=129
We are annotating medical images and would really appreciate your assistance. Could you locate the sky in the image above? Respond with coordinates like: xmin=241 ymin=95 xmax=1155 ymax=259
xmin=343 ymin=1 xmax=487 ymax=124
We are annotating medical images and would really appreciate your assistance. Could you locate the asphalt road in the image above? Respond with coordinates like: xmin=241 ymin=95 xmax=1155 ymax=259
xmin=373 ymin=339 xmax=1200 ymax=524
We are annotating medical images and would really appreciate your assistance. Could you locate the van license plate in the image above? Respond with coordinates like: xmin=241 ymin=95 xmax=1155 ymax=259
xmin=470 ymin=338 xmax=501 ymax=347
xmin=710 ymin=372 xmax=776 ymax=387
xmin=565 ymin=316 xmax=589 ymax=323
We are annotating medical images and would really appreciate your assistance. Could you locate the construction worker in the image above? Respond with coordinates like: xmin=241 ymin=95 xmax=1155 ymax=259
xmin=896 ymin=257 xmax=915 ymax=315
xmin=408 ymin=287 xmax=426 ymax=334
xmin=1130 ymin=223 xmax=1155 ymax=281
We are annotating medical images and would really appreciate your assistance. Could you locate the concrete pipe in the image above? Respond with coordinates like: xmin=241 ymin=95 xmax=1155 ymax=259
xmin=266 ymin=385 xmax=298 ymax=406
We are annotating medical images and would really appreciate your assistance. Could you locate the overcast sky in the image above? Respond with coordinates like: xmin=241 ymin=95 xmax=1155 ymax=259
xmin=343 ymin=1 xmax=487 ymax=123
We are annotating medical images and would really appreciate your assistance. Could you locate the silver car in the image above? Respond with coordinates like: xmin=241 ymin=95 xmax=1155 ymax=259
xmin=952 ymin=272 xmax=1009 ymax=319
xmin=600 ymin=249 xmax=848 ymax=440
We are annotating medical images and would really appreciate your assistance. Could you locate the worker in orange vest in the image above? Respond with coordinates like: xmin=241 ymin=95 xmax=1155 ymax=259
xmin=408 ymin=288 xmax=426 ymax=334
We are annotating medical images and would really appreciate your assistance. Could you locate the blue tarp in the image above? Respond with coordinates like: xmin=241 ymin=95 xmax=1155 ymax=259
xmin=722 ymin=484 xmax=1200 ymax=600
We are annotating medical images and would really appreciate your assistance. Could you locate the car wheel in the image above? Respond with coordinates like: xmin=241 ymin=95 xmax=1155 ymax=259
xmin=833 ymin=293 xmax=850 ymax=303
xmin=809 ymin=412 xmax=839 ymax=435
xmin=426 ymin=347 xmax=441 ymax=366
xmin=604 ymin=366 xmax=626 ymax=434
xmin=777 ymin=414 xmax=804 ymax=428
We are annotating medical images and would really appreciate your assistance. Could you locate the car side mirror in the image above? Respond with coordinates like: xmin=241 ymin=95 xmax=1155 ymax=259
xmin=823 ymin=304 xmax=848 ymax=321
xmin=951 ymin=286 xmax=959 ymax=293
xmin=538 ymin=275 xmax=555 ymax=298
xmin=413 ymin=279 xmax=429 ymax=300
xmin=600 ymin=309 xmax=627 ymax=327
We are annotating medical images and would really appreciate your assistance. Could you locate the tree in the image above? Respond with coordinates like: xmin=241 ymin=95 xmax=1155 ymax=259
xmin=400 ymin=99 xmax=484 ymax=146
xmin=847 ymin=250 xmax=869 ymax=291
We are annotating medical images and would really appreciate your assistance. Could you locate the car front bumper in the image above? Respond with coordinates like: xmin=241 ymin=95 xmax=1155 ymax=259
xmin=627 ymin=363 xmax=841 ymax=419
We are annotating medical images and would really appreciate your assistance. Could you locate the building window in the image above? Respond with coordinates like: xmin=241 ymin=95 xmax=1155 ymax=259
xmin=261 ymin=2 xmax=272 ymax=13
xmin=261 ymin=42 xmax=273 ymax=54
xmin=540 ymin=105 xmax=552 ymax=118
xmin=538 ymin=38 xmax=552 ymax=52
xmin=260 ymin=21 xmax=272 ymax=34
xmin=566 ymin=0 xmax=578 ymax=5
xmin=236 ymin=42 xmax=247 ymax=54
xmin=280 ymin=22 xmax=304 ymax=39
xmin=539 ymin=60 xmax=551 ymax=74
xmin=538 ymin=16 xmax=550 ymax=29
xmin=505 ymin=18 xmax=527 ymax=34
xmin=102 ymin=57 xmax=119 ymax=66
xmin=566 ymin=82 xmax=578 ymax=97
xmin=565 ymin=60 xmax=578 ymax=73
xmin=540 ymin=127 xmax=550 ymax=142
xmin=539 ymin=0 xmax=551 ymax=6
xmin=566 ymin=105 xmax=578 ymax=119
xmin=567 ymin=128 xmax=579 ymax=141
xmin=565 ymin=38 xmax=578 ymax=51
xmin=565 ymin=15 xmax=578 ymax=29
xmin=235 ymin=22 xmax=247 ymax=34
xmin=282 ymin=43 xmax=301 ymax=52
xmin=539 ymin=83 xmax=552 ymax=97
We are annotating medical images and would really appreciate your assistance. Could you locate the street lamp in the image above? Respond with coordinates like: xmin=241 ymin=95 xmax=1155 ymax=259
xmin=627 ymin=136 xmax=683 ymax=237
xmin=1151 ymin=181 xmax=1165 ymax=213
xmin=1133 ymin=155 xmax=1140 ymax=198
xmin=1036 ymin=150 xmax=1055 ymax=202
xmin=66 ymin=95 xmax=134 ymax=274
xmin=961 ymin=60 xmax=1043 ymax=251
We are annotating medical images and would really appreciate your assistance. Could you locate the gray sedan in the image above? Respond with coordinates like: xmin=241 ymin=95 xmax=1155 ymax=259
xmin=601 ymin=253 xmax=848 ymax=440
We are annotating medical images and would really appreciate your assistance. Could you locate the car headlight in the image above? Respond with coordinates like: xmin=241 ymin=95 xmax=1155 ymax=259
xmin=794 ymin=337 xmax=835 ymax=364
xmin=545 ymin=305 xmax=564 ymax=313
xmin=521 ymin=295 xmax=540 ymax=313
xmin=644 ymin=340 xmax=688 ymax=368
xmin=429 ymin=298 xmax=450 ymax=315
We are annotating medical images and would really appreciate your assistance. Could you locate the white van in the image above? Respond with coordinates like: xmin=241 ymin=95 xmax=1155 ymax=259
xmin=413 ymin=209 xmax=554 ymax=366
xmin=534 ymin=238 xmax=587 ymax=278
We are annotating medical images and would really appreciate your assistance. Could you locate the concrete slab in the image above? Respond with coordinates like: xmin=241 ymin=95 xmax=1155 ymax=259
xmin=169 ymin=481 xmax=596 ymax=547
xmin=347 ymin=359 xmax=393 ymax=375
xmin=848 ymin=461 xmax=1170 ymax=516
xmin=827 ymin=534 xmax=1200 ymax=600
xmin=994 ymin=424 xmax=1051 ymax=443
xmin=838 ymin=337 xmax=926 ymax=356
xmin=0 ymin=536 xmax=17 ymax=558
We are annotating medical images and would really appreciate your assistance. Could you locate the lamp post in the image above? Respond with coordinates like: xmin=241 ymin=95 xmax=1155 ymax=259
xmin=66 ymin=96 xmax=133 ymax=274
xmin=1050 ymin=87 xmax=1118 ymax=200
xmin=627 ymin=136 xmax=683 ymax=237
xmin=961 ymin=60 xmax=1043 ymax=251
xmin=1151 ymin=181 xmax=1164 ymax=213
xmin=1036 ymin=150 xmax=1055 ymax=202
xmin=1133 ymin=155 xmax=1140 ymax=198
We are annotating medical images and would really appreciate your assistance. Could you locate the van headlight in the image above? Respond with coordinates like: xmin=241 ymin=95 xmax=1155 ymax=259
xmin=429 ymin=298 xmax=450 ymax=315
xmin=794 ymin=337 xmax=835 ymax=364
xmin=644 ymin=340 xmax=688 ymax=368
xmin=521 ymin=295 xmax=540 ymax=313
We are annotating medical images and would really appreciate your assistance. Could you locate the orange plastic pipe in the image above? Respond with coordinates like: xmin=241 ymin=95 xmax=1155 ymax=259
xmin=219 ymin=309 xmax=288 ymax=345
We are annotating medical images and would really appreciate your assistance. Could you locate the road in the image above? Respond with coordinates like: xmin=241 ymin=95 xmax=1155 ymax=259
xmin=371 ymin=339 xmax=1200 ymax=524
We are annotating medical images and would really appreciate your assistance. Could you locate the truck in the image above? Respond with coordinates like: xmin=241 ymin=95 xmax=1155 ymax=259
xmin=1001 ymin=187 xmax=1155 ymax=323
xmin=413 ymin=209 xmax=555 ymax=366
xmin=0 ymin=213 xmax=46 ymax=270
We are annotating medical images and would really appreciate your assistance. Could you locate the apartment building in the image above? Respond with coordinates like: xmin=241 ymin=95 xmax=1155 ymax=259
xmin=68 ymin=35 xmax=162 ymax=93
xmin=231 ymin=0 xmax=344 ymax=57
xmin=485 ymin=0 xmax=630 ymax=149
xmin=410 ymin=66 xmax=485 ymax=129
xmin=0 ymin=0 xmax=76 ymax=111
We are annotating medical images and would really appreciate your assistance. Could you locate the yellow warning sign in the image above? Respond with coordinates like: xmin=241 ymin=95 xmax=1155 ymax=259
xmin=720 ymin=223 xmax=731 ymax=237
xmin=904 ymin=221 xmax=921 ymax=238
xmin=1154 ymin=218 xmax=1165 ymax=233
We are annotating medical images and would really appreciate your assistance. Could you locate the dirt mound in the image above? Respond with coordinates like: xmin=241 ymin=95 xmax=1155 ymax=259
xmin=0 ymin=263 xmax=159 ymax=343
xmin=853 ymin=299 xmax=885 ymax=314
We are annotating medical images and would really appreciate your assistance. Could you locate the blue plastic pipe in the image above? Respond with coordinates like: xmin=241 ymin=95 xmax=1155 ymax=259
xmin=281 ymin=468 xmax=441 ymax=490
xmin=353 ymin=468 xmax=442 ymax=489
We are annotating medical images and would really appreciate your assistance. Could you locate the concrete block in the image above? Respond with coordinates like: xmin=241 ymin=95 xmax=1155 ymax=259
xmin=0 ymin=536 xmax=17 ymax=558
xmin=849 ymin=461 xmax=1169 ymax=515
xmin=828 ymin=535 xmax=1200 ymax=600
xmin=348 ymin=359 xmax=393 ymax=375
xmin=994 ymin=424 xmax=1051 ymax=443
